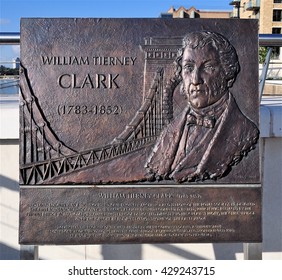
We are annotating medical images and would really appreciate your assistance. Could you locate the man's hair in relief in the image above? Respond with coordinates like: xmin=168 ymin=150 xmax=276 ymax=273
xmin=175 ymin=30 xmax=240 ymax=88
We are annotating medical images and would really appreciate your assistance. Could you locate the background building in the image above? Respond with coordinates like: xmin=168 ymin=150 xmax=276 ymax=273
xmin=161 ymin=6 xmax=231 ymax=18
xmin=230 ymin=0 xmax=282 ymax=33
xmin=164 ymin=2 xmax=282 ymax=35
xmin=12 ymin=57 xmax=20 ymax=69
xmin=229 ymin=0 xmax=282 ymax=92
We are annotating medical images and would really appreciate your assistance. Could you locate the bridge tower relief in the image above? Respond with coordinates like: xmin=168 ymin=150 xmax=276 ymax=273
xmin=141 ymin=37 xmax=182 ymax=126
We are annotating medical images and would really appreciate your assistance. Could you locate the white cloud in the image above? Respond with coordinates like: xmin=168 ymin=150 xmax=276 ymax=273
xmin=11 ymin=45 xmax=20 ymax=58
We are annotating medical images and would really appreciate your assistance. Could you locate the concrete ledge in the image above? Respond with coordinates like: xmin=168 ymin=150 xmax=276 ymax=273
xmin=260 ymin=96 xmax=282 ymax=138
xmin=0 ymin=105 xmax=19 ymax=139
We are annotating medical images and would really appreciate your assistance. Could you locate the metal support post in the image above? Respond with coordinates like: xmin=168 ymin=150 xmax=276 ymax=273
xmin=20 ymin=245 xmax=39 ymax=260
xmin=243 ymin=243 xmax=262 ymax=260
xmin=259 ymin=47 xmax=272 ymax=100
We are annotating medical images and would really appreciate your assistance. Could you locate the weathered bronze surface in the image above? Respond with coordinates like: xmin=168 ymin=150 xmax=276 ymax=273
xmin=19 ymin=186 xmax=261 ymax=244
xmin=19 ymin=18 xmax=261 ymax=245
xmin=20 ymin=18 xmax=260 ymax=185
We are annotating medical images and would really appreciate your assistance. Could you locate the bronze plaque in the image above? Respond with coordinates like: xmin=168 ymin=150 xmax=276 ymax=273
xmin=19 ymin=18 xmax=261 ymax=244
xmin=20 ymin=18 xmax=260 ymax=185
xmin=19 ymin=186 xmax=261 ymax=244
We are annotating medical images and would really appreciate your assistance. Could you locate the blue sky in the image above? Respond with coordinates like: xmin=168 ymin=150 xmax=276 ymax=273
xmin=0 ymin=0 xmax=232 ymax=63
xmin=1 ymin=0 xmax=231 ymax=31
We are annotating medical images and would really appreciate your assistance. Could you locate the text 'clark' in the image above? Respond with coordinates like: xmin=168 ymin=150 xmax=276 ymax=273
xmin=57 ymin=73 xmax=120 ymax=89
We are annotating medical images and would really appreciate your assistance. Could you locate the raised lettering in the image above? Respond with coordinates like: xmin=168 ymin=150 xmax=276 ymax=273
xmin=58 ymin=74 xmax=71 ymax=88
xmin=42 ymin=56 xmax=89 ymax=65
xmin=58 ymin=73 xmax=120 ymax=89
xmin=81 ymin=74 xmax=94 ymax=88
xmin=42 ymin=56 xmax=53 ymax=65
xmin=96 ymin=74 xmax=107 ymax=88
xmin=109 ymin=74 xmax=119 ymax=88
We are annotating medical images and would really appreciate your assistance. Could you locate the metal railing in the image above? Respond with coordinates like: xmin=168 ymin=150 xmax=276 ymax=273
xmin=259 ymin=34 xmax=282 ymax=47
xmin=0 ymin=33 xmax=21 ymax=100
xmin=0 ymin=32 xmax=20 ymax=44
xmin=1 ymin=32 xmax=282 ymax=47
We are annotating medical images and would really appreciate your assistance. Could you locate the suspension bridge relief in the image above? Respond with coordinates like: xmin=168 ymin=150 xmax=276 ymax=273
xmin=19 ymin=36 xmax=184 ymax=185
xmin=19 ymin=19 xmax=262 ymax=245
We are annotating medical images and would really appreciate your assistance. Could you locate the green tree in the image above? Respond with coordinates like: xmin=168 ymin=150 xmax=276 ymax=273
xmin=259 ymin=47 xmax=268 ymax=64
xmin=0 ymin=65 xmax=19 ymax=76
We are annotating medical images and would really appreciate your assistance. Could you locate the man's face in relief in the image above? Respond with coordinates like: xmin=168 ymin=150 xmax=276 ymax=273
xmin=181 ymin=44 xmax=229 ymax=109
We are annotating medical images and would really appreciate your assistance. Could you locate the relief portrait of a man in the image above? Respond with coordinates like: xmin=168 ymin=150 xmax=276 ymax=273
xmin=145 ymin=31 xmax=259 ymax=183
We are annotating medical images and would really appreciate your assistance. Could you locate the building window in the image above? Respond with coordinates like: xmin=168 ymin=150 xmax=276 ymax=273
xmin=160 ymin=13 xmax=173 ymax=18
xmin=274 ymin=0 xmax=282 ymax=3
xmin=273 ymin=27 xmax=282 ymax=34
xmin=273 ymin=10 xmax=282 ymax=21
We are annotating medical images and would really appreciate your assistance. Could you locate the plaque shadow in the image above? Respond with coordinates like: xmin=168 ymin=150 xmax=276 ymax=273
xmin=102 ymin=244 xmax=142 ymax=260
xmin=0 ymin=243 xmax=20 ymax=260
